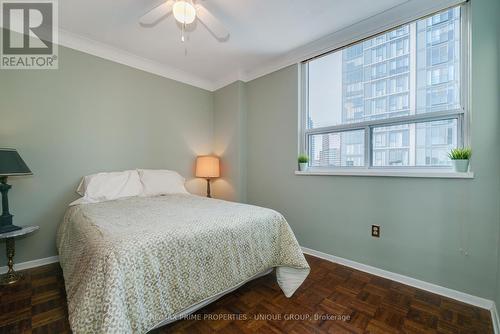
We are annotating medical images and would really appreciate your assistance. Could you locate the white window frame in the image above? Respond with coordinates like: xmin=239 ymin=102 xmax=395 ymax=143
xmin=298 ymin=3 xmax=472 ymax=178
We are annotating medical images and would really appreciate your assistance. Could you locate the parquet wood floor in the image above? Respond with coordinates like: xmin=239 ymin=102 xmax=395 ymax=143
xmin=0 ymin=255 xmax=493 ymax=333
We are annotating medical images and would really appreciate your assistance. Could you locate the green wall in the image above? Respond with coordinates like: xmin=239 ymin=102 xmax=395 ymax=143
xmin=241 ymin=0 xmax=500 ymax=300
xmin=1 ymin=0 xmax=499 ymax=305
xmin=492 ymin=0 xmax=500 ymax=310
xmin=0 ymin=45 xmax=213 ymax=266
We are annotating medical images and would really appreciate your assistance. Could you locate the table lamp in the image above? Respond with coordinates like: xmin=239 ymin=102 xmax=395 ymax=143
xmin=0 ymin=149 xmax=32 ymax=233
xmin=195 ymin=156 xmax=220 ymax=198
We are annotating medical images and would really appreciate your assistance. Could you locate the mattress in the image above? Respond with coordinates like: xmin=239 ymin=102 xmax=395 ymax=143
xmin=56 ymin=194 xmax=310 ymax=334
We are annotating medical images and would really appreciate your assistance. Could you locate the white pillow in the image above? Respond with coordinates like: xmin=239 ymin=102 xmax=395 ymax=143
xmin=138 ymin=169 xmax=188 ymax=196
xmin=75 ymin=170 xmax=143 ymax=202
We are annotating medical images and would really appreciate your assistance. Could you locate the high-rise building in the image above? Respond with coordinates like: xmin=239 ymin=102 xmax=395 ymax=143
xmin=328 ymin=8 xmax=460 ymax=166
xmin=311 ymin=7 xmax=459 ymax=168
xmin=342 ymin=24 xmax=412 ymax=166
xmin=415 ymin=7 xmax=460 ymax=166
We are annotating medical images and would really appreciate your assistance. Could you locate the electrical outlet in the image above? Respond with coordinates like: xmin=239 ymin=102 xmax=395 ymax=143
xmin=371 ymin=225 xmax=380 ymax=238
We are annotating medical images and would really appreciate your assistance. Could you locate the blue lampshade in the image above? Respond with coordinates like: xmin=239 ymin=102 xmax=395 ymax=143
xmin=0 ymin=149 xmax=32 ymax=176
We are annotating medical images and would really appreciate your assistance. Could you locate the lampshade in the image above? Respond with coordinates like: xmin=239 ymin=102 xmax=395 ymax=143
xmin=0 ymin=148 xmax=32 ymax=176
xmin=196 ymin=156 xmax=220 ymax=178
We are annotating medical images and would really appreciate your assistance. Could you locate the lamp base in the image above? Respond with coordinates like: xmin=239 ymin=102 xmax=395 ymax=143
xmin=206 ymin=178 xmax=212 ymax=198
xmin=0 ymin=271 xmax=23 ymax=285
xmin=0 ymin=238 xmax=23 ymax=285
xmin=0 ymin=177 xmax=19 ymax=234
xmin=0 ymin=223 xmax=21 ymax=234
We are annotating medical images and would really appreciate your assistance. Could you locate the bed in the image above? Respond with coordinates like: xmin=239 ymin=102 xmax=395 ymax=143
xmin=56 ymin=193 xmax=310 ymax=334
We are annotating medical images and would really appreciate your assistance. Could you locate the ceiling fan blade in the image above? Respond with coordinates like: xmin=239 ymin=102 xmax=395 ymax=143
xmin=140 ymin=0 xmax=174 ymax=26
xmin=194 ymin=3 xmax=230 ymax=40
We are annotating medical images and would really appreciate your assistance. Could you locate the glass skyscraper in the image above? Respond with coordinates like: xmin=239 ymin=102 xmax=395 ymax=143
xmin=309 ymin=7 xmax=460 ymax=168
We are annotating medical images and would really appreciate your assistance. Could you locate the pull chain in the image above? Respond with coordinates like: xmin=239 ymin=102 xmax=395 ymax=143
xmin=181 ymin=2 xmax=187 ymax=42
xmin=182 ymin=22 xmax=188 ymax=55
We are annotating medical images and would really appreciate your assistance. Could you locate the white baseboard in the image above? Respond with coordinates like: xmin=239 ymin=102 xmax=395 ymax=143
xmin=491 ymin=303 xmax=500 ymax=334
xmin=301 ymin=246 xmax=494 ymax=311
xmin=0 ymin=255 xmax=59 ymax=274
xmin=1 ymin=249 xmax=497 ymax=330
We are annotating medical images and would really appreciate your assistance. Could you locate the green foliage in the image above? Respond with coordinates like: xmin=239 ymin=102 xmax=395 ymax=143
xmin=448 ymin=147 xmax=472 ymax=160
xmin=298 ymin=154 xmax=309 ymax=163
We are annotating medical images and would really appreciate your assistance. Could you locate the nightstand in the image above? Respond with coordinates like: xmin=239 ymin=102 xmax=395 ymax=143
xmin=0 ymin=226 xmax=39 ymax=285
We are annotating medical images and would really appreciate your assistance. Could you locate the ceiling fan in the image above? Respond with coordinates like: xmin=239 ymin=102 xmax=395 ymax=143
xmin=140 ymin=0 xmax=230 ymax=42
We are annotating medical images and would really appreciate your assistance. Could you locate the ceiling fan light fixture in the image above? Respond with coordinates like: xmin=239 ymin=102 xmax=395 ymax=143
xmin=173 ymin=0 xmax=196 ymax=25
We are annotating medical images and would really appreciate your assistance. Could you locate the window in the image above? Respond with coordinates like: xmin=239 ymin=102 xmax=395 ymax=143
xmin=301 ymin=5 xmax=468 ymax=174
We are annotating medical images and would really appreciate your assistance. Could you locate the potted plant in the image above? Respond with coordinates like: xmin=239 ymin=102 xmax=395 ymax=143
xmin=448 ymin=147 xmax=472 ymax=172
xmin=298 ymin=154 xmax=309 ymax=171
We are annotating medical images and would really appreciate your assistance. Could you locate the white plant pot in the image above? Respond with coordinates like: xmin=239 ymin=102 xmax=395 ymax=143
xmin=452 ymin=159 xmax=469 ymax=173
xmin=299 ymin=163 xmax=308 ymax=171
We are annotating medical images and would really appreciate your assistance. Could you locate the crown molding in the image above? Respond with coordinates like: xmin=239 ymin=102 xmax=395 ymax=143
xmin=210 ymin=70 xmax=245 ymax=91
xmin=2 ymin=0 xmax=466 ymax=92
xmin=58 ymin=29 xmax=216 ymax=91
xmin=240 ymin=0 xmax=466 ymax=84
xmin=212 ymin=0 xmax=466 ymax=89
xmin=0 ymin=16 xmax=216 ymax=91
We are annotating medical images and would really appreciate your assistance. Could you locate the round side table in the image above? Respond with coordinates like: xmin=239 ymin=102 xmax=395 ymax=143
xmin=0 ymin=225 xmax=39 ymax=285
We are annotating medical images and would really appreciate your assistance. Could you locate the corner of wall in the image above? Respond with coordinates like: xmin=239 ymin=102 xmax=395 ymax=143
xmin=491 ymin=0 xmax=500 ymax=315
xmin=237 ymin=81 xmax=248 ymax=203
xmin=212 ymin=81 xmax=248 ymax=202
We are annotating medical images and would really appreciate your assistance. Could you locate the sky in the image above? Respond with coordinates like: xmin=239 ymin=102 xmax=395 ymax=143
xmin=308 ymin=50 xmax=343 ymax=128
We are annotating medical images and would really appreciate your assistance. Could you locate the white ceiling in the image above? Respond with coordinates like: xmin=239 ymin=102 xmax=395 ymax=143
xmin=59 ymin=0 xmax=411 ymax=90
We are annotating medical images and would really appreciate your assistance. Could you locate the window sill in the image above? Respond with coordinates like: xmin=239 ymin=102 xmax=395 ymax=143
xmin=294 ymin=169 xmax=474 ymax=179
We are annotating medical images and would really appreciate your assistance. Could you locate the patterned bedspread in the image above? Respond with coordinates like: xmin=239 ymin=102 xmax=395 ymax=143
xmin=56 ymin=194 xmax=310 ymax=333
